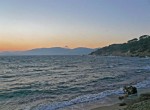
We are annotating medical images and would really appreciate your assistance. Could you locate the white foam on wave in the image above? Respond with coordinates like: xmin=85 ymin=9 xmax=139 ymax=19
xmin=134 ymin=77 xmax=150 ymax=88
xmin=33 ymin=89 xmax=124 ymax=110
xmin=34 ymin=78 xmax=150 ymax=110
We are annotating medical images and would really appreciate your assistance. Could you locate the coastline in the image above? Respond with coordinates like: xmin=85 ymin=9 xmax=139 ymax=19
xmin=92 ymin=103 xmax=126 ymax=110
xmin=60 ymin=88 xmax=150 ymax=110
xmin=91 ymin=88 xmax=150 ymax=110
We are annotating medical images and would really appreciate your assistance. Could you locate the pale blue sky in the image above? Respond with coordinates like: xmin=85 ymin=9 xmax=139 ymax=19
xmin=0 ymin=0 xmax=150 ymax=50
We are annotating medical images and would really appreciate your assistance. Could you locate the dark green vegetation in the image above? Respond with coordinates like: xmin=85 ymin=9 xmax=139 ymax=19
xmin=90 ymin=35 xmax=150 ymax=57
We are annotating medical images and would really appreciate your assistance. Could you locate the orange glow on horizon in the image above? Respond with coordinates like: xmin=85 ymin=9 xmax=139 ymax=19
xmin=0 ymin=39 xmax=122 ymax=51
xmin=0 ymin=33 xmax=125 ymax=51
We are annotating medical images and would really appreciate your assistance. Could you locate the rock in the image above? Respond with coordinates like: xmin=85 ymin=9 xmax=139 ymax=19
xmin=119 ymin=96 xmax=124 ymax=100
xmin=119 ymin=94 xmax=128 ymax=100
xmin=118 ymin=86 xmax=137 ymax=100
xmin=123 ymin=86 xmax=137 ymax=95
xmin=119 ymin=102 xmax=127 ymax=106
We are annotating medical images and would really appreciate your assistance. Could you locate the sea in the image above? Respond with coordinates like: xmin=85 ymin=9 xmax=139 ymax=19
xmin=0 ymin=55 xmax=150 ymax=110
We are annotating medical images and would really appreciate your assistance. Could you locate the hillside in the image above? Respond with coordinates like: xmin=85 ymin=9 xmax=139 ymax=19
xmin=0 ymin=47 xmax=95 ymax=56
xmin=90 ymin=35 xmax=150 ymax=57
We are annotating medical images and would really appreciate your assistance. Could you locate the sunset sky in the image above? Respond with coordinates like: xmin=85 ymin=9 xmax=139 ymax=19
xmin=0 ymin=0 xmax=150 ymax=51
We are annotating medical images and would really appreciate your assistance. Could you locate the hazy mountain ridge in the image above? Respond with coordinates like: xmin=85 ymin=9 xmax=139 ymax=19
xmin=0 ymin=47 xmax=95 ymax=55
xmin=90 ymin=35 xmax=150 ymax=57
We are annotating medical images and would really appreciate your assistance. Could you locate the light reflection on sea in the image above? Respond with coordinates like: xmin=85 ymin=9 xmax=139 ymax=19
xmin=0 ymin=56 xmax=150 ymax=110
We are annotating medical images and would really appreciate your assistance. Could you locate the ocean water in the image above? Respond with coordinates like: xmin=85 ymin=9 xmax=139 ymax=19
xmin=0 ymin=55 xmax=150 ymax=110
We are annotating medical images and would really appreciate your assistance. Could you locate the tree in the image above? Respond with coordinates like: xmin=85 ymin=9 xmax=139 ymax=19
xmin=127 ymin=38 xmax=138 ymax=43
xmin=139 ymin=35 xmax=150 ymax=40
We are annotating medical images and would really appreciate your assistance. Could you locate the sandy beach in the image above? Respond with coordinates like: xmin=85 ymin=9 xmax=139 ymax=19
xmin=92 ymin=103 xmax=126 ymax=110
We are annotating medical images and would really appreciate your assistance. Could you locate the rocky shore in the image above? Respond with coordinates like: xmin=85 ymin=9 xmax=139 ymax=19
xmin=124 ymin=93 xmax=150 ymax=110
xmin=125 ymin=99 xmax=150 ymax=110
xmin=92 ymin=88 xmax=150 ymax=110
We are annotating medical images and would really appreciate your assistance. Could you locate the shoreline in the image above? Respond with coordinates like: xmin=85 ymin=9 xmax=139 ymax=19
xmin=92 ymin=103 xmax=126 ymax=110
xmin=60 ymin=79 xmax=150 ymax=110
xmin=91 ymin=88 xmax=150 ymax=110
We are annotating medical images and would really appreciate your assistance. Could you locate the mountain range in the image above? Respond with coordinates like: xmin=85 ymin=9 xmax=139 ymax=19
xmin=0 ymin=47 xmax=95 ymax=56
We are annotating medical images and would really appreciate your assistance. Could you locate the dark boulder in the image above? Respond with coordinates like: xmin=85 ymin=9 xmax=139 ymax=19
xmin=119 ymin=102 xmax=127 ymax=106
xmin=123 ymin=86 xmax=137 ymax=95
xmin=118 ymin=86 xmax=137 ymax=100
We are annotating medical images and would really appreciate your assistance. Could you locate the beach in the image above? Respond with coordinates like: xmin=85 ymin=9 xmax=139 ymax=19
xmin=92 ymin=103 xmax=126 ymax=110
xmin=92 ymin=88 xmax=150 ymax=110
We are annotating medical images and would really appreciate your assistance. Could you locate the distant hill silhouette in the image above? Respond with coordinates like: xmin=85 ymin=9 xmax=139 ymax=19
xmin=0 ymin=47 xmax=95 ymax=55
xmin=90 ymin=35 xmax=150 ymax=57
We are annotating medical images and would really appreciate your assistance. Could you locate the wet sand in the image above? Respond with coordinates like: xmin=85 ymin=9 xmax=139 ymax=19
xmin=92 ymin=103 xmax=126 ymax=110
